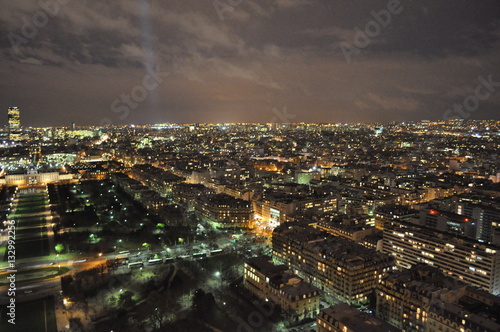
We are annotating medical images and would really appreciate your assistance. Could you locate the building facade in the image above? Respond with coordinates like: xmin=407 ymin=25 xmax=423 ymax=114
xmin=456 ymin=202 xmax=500 ymax=244
xmin=7 ymin=106 xmax=21 ymax=141
xmin=377 ymin=264 xmax=500 ymax=332
xmin=195 ymin=193 xmax=253 ymax=229
xmin=318 ymin=303 xmax=400 ymax=332
xmin=243 ymin=256 xmax=320 ymax=321
xmin=383 ymin=220 xmax=500 ymax=295
xmin=273 ymin=223 xmax=395 ymax=305
xmin=376 ymin=264 xmax=465 ymax=331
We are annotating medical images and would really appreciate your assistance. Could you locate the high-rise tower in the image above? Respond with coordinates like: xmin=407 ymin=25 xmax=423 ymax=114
xmin=8 ymin=107 xmax=21 ymax=140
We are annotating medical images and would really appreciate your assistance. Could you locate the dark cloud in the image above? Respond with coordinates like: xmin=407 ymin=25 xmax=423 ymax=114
xmin=0 ymin=0 xmax=499 ymax=126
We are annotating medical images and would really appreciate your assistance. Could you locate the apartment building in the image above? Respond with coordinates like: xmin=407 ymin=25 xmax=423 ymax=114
xmin=383 ymin=220 xmax=500 ymax=295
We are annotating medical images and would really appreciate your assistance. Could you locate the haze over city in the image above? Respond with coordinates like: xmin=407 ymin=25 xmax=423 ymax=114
xmin=1 ymin=0 xmax=500 ymax=126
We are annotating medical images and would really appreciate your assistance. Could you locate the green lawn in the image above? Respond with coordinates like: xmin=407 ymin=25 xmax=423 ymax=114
xmin=4 ymin=232 xmax=50 ymax=260
xmin=13 ymin=217 xmax=45 ymax=228
xmin=15 ymin=206 xmax=47 ymax=214
xmin=16 ymin=225 xmax=44 ymax=238
xmin=14 ymin=200 xmax=48 ymax=214
xmin=0 ymin=296 xmax=57 ymax=332
xmin=3 ymin=193 xmax=50 ymax=261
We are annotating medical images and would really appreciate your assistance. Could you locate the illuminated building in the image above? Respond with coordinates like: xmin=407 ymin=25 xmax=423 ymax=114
xmin=383 ymin=220 xmax=500 ymax=295
xmin=374 ymin=126 xmax=384 ymax=136
xmin=419 ymin=208 xmax=476 ymax=238
xmin=313 ymin=221 xmax=380 ymax=243
xmin=376 ymin=264 xmax=500 ymax=332
xmin=427 ymin=287 xmax=500 ymax=332
xmin=455 ymin=202 xmax=500 ymax=243
xmin=65 ymin=129 xmax=96 ymax=139
xmin=376 ymin=264 xmax=465 ymax=331
xmin=67 ymin=162 xmax=112 ymax=180
xmin=195 ymin=193 xmax=253 ymax=229
xmin=4 ymin=168 xmax=71 ymax=186
xmin=273 ymin=223 xmax=395 ymax=305
xmin=374 ymin=205 xmax=418 ymax=230
xmin=254 ymin=193 xmax=337 ymax=228
xmin=111 ymin=172 xmax=168 ymax=211
xmin=8 ymin=106 xmax=21 ymax=140
xmin=295 ymin=169 xmax=321 ymax=185
xmin=172 ymin=183 xmax=215 ymax=211
xmin=243 ymin=256 xmax=320 ymax=321
xmin=318 ymin=303 xmax=400 ymax=332
xmin=131 ymin=164 xmax=184 ymax=197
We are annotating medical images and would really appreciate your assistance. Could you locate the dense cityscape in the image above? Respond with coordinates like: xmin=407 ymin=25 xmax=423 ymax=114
xmin=2 ymin=1 xmax=500 ymax=331
xmin=1 ymin=108 xmax=500 ymax=331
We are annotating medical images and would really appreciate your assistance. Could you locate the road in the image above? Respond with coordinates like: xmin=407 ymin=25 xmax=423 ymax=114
xmin=0 ymin=226 xmax=270 ymax=307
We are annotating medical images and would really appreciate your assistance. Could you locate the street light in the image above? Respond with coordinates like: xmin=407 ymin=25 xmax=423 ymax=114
xmin=214 ymin=271 xmax=222 ymax=288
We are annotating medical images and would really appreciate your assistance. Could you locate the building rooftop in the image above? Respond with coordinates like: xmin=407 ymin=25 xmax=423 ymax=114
xmin=246 ymin=255 xmax=288 ymax=276
xmin=246 ymin=256 xmax=319 ymax=299
xmin=198 ymin=193 xmax=251 ymax=208
xmin=319 ymin=303 xmax=401 ymax=332
xmin=382 ymin=264 xmax=466 ymax=298
xmin=430 ymin=300 xmax=500 ymax=332
xmin=274 ymin=223 xmax=391 ymax=266
xmin=278 ymin=274 xmax=319 ymax=298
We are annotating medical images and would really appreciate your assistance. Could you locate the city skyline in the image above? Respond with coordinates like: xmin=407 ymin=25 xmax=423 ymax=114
xmin=0 ymin=119 xmax=500 ymax=331
xmin=1 ymin=0 xmax=500 ymax=126
xmin=1 ymin=2 xmax=500 ymax=331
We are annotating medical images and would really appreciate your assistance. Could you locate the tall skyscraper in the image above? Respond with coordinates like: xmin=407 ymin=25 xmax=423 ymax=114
xmin=8 ymin=106 xmax=21 ymax=140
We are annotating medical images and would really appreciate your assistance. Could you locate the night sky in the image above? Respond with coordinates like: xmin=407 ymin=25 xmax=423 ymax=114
xmin=1 ymin=0 xmax=499 ymax=126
